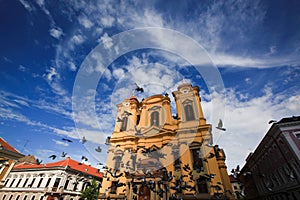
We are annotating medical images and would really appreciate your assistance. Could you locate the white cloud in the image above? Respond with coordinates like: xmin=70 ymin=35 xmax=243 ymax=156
xmin=78 ymin=15 xmax=94 ymax=29
xmin=112 ymin=68 xmax=125 ymax=79
xmin=68 ymin=61 xmax=77 ymax=71
xmin=71 ymin=34 xmax=85 ymax=45
xmin=213 ymin=53 xmax=300 ymax=68
xmin=52 ymin=139 xmax=69 ymax=147
xmin=100 ymin=15 xmax=115 ymax=27
xmin=49 ymin=27 xmax=64 ymax=39
xmin=99 ymin=33 xmax=113 ymax=49
xmin=144 ymin=9 xmax=164 ymax=27
xmin=35 ymin=0 xmax=45 ymax=7
xmin=202 ymin=88 xmax=300 ymax=171
xmin=268 ymin=45 xmax=277 ymax=56
xmin=45 ymin=67 xmax=58 ymax=82
xmin=19 ymin=0 xmax=34 ymax=12
xmin=245 ymin=77 xmax=251 ymax=84
xmin=18 ymin=65 xmax=26 ymax=72
xmin=211 ymin=54 xmax=264 ymax=67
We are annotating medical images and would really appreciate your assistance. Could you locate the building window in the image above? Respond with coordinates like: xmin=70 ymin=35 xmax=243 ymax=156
xmin=31 ymin=196 xmax=35 ymax=200
xmin=23 ymin=178 xmax=29 ymax=187
xmin=197 ymin=177 xmax=208 ymax=193
xmin=136 ymin=115 xmax=140 ymax=125
xmin=296 ymin=133 xmax=300 ymax=140
xmin=191 ymin=148 xmax=203 ymax=171
xmin=16 ymin=179 xmax=22 ymax=187
xmin=73 ymin=182 xmax=78 ymax=191
xmin=2 ymin=195 xmax=6 ymax=200
xmin=23 ymin=196 xmax=27 ymax=200
xmin=120 ymin=117 xmax=128 ymax=132
xmin=234 ymin=185 xmax=238 ymax=189
xmin=64 ymin=179 xmax=69 ymax=190
xmin=9 ymin=179 xmax=15 ymax=187
xmin=37 ymin=178 xmax=43 ymax=188
xmin=53 ymin=178 xmax=61 ymax=191
xmin=39 ymin=196 xmax=43 ymax=200
xmin=114 ymin=156 xmax=122 ymax=170
xmin=4 ymin=179 xmax=9 ymax=186
xmin=16 ymin=195 xmax=20 ymax=200
xmin=45 ymin=178 xmax=51 ymax=187
xmin=139 ymin=185 xmax=151 ymax=199
xmin=174 ymin=157 xmax=181 ymax=171
xmin=151 ymin=111 xmax=159 ymax=126
xmin=29 ymin=178 xmax=35 ymax=187
xmin=184 ymin=104 xmax=195 ymax=121
xmin=8 ymin=196 xmax=13 ymax=200
xmin=110 ymin=181 xmax=118 ymax=194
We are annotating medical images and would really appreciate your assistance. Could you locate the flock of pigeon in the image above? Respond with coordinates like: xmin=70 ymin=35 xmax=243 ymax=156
xmin=34 ymin=135 xmax=108 ymax=165
xmin=99 ymin=141 xmax=235 ymax=199
xmin=102 ymin=153 xmax=232 ymax=199
xmin=37 ymin=82 xmax=230 ymax=199
xmin=36 ymin=83 xmax=147 ymax=165
xmin=47 ymin=136 xmax=102 ymax=161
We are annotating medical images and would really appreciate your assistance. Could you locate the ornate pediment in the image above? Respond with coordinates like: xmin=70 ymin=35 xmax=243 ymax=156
xmin=140 ymin=126 xmax=172 ymax=137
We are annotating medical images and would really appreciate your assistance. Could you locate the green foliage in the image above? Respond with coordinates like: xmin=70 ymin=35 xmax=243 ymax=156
xmin=81 ymin=179 xmax=100 ymax=200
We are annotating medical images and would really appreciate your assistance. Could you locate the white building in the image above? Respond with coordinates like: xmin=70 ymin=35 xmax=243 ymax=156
xmin=0 ymin=157 xmax=103 ymax=200
xmin=0 ymin=137 xmax=24 ymax=189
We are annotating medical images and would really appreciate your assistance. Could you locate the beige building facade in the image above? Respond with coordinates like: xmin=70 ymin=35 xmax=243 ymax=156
xmin=239 ymin=116 xmax=300 ymax=199
xmin=0 ymin=137 xmax=24 ymax=189
xmin=100 ymin=83 xmax=234 ymax=200
xmin=0 ymin=157 xmax=103 ymax=200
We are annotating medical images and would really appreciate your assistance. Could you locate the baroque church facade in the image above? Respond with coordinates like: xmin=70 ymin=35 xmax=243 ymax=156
xmin=100 ymin=83 xmax=234 ymax=200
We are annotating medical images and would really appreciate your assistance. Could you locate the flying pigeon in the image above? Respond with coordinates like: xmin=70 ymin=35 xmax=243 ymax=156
xmin=81 ymin=136 xmax=87 ymax=144
xmin=172 ymin=114 xmax=180 ymax=120
xmin=134 ymin=83 xmax=144 ymax=93
xmin=61 ymin=152 xmax=67 ymax=157
xmin=95 ymin=146 xmax=102 ymax=152
xmin=62 ymin=138 xmax=72 ymax=143
xmin=49 ymin=155 xmax=57 ymax=160
xmin=81 ymin=156 xmax=88 ymax=162
xmin=105 ymin=137 xmax=111 ymax=145
xmin=216 ymin=119 xmax=226 ymax=131
xmin=36 ymin=159 xmax=43 ymax=164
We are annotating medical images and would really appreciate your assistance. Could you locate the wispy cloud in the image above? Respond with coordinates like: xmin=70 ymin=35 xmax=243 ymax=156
xmin=202 ymin=87 xmax=300 ymax=170
xmin=49 ymin=27 xmax=64 ymax=39
xmin=43 ymin=67 xmax=68 ymax=96
xmin=78 ymin=15 xmax=94 ymax=29
xmin=211 ymin=53 xmax=300 ymax=68
xmin=45 ymin=67 xmax=58 ymax=82
xmin=99 ymin=33 xmax=113 ymax=49
xmin=18 ymin=0 xmax=34 ymax=12
xmin=52 ymin=139 xmax=69 ymax=147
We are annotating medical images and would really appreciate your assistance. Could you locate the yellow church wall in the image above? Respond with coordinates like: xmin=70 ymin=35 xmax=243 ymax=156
xmin=100 ymin=83 xmax=234 ymax=200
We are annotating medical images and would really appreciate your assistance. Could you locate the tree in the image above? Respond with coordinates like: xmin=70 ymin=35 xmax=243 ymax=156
xmin=81 ymin=179 xmax=101 ymax=200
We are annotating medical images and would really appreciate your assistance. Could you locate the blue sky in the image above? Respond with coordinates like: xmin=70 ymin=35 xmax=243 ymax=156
xmin=0 ymin=0 xmax=300 ymax=172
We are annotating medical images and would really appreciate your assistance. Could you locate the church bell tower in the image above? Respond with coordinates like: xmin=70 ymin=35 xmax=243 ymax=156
xmin=100 ymin=83 xmax=234 ymax=200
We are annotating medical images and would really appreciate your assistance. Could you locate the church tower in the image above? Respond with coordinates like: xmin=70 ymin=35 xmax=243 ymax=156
xmin=100 ymin=83 xmax=234 ymax=200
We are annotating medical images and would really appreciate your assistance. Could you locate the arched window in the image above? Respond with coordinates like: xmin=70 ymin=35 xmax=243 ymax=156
xmin=184 ymin=104 xmax=195 ymax=121
xmin=114 ymin=156 xmax=122 ymax=170
xmin=151 ymin=111 xmax=159 ymax=126
xmin=120 ymin=117 xmax=128 ymax=131
xmin=191 ymin=148 xmax=203 ymax=171
xmin=139 ymin=185 xmax=151 ymax=199
xmin=197 ymin=176 xmax=208 ymax=193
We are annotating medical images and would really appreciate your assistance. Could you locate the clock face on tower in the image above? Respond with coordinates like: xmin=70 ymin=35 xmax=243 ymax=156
xmin=182 ymin=88 xmax=189 ymax=94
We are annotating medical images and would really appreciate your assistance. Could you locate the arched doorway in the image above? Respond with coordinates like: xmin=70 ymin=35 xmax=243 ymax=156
xmin=138 ymin=185 xmax=151 ymax=200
